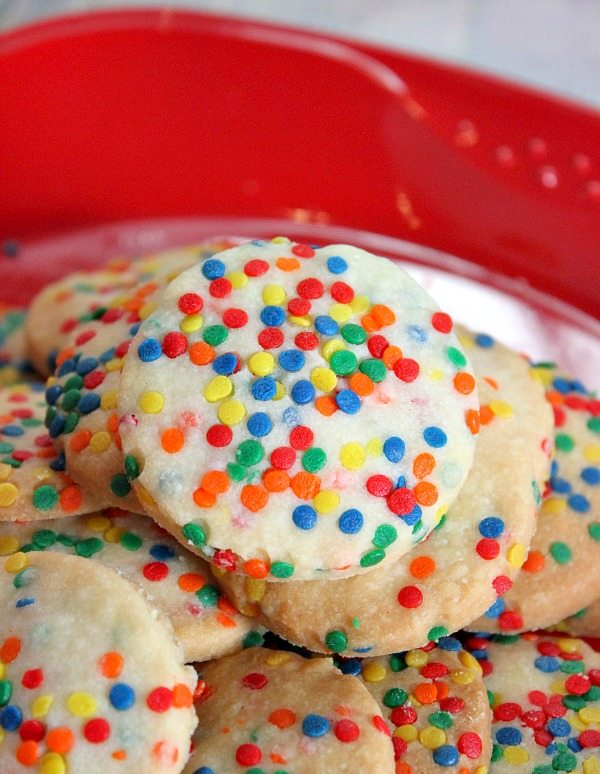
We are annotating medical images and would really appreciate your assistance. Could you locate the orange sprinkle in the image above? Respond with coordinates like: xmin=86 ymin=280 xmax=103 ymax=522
xmin=112 ymin=750 xmax=127 ymax=760
xmin=371 ymin=304 xmax=396 ymax=327
xmin=268 ymin=708 xmax=296 ymax=729
xmin=453 ymin=371 xmax=476 ymax=395
xmin=69 ymin=429 xmax=92 ymax=452
xmin=216 ymin=613 xmax=237 ymax=628
xmin=123 ymin=296 xmax=144 ymax=313
xmin=396 ymin=762 xmax=413 ymax=774
xmin=47 ymin=727 xmax=75 ymax=754
xmin=217 ymin=597 xmax=238 ymax=616
xmin=349 ymin=372 xmax=374 ymax=396
xmin=435 ymin=682 xmax=449 ymax=701
xmin=315 ymin=395 xmax=338 ymax=416
xmin=290 ymin=472 xmax=321 ymax=500
xmin=55 ymin=346 xmax=75 ymax=369
xmin=172 ymin=683 xmax=194 ymax=708
xmin=99 ymin=651 xmax=123 ymax=679
xmin=35 ymin=447 xmax=57 ymax=459
xmin=334 ymin=705 xmax=352 ymax=716
xmin=484 ymin=376 xmax=499 ymax=390
xmin=113 ymin=431 xmax=123 ymax=451
xmin=0 ymin=636 xmax=21 ymax=663
xmin=178 ymin=572 xmax=205 ymax=593
xmin=523 ymin=550 xmax=545 ymax=573
xmin=413 ymin=682 xmax=437 ymax=704
xmin=59 ymin=485 xmax=83 ymax=513
xmin=360 ymin=314 xmax=379 ymax=332
xmin=382 ymin=345 xmax=402 ymax=369
xmin=201 ymin=470 xmax=229 ymax=495
xmin=413 ymin=481 xmax=438 ymax=506
xmin=466 ymin=409 xmax=480 ymax=435
xmin=276 ymin=257 xmax=300 ymax=271
xmin=545 ymin=390 xmax=564 ymax=407
xmin=409 ymin=555 xmax=436 ymax=579
xmin=262 ymin=469 xmax=290 ymax=493
xmin=479 ymin=404 xmax=494 ymax=425
xmin=412 ymin=452 xmax=435 ymax=480
xmin=243 ymin=558 xmax=270 ymax=579
xmin=106 ymin=413 xmax=119 ymax=433
xmin=135 ymin=281 xmax=159 ymax=298
xmin=152 ymin=741 xmax=178 ymax=765
xmin=271 ymin=753 xmax=286 ymax=764
xmin=16 ymin=740 xmax=39 ymax=766
xmin=189 ymin=341 xmax=215 ymax=366
xmin=161 ymin=427 xmax=185 ymax=454
xmin=240 ymin=484 xmax=269 ymax=512
xmin=193 ymin=488 xmax=216 ymax=508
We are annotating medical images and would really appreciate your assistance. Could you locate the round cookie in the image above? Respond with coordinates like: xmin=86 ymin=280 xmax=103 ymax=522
xmin=463 ymin=632 xmax=600 ymax=772
xmin=0 ymin=382 xmax=101 ymax=521
xmin=183 ymin=647 xmax=395 ymax=773
xmin=0 ymin=509 xmax=262 ymax=663
xmin=214 ymin=328 xmax=553 ymax=654
xmin=469 ymin=366 xmax=600 ymax=633
xmin=0 ymin=306 xmax=37 ymax=386
xmin=0 ymin=550 xmax=197 ymax=772
xmin=553 ymin=600 xmax=600 ymax=639
xmin=45 ymin=240 xmax=239 ymax=511
xmin=347 ymin=637 xmax=491 ymax=773
xmin=119 ymin=238 xmax=479 ymax=581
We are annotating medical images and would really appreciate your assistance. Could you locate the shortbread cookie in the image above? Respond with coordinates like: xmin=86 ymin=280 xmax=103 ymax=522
xmin=470 ymin=366 xmax=600 ymax=633
xmin=0 ymin=551 xmax=197 ymax=772
xmin=119 ymin=238 xmax=478 ymax=581
xmin=183 ymin=647 xmax=395 ymax=773
xmin=463 ymin=632 xmax=600 ymax=772
xmin=0 ymin=382 xmax=100 ymax=521
xmin=0 ymin=306 xmax=37 ymax=386
xmin=553 ymin=600 xmax=600 ymax=639
xmin=45 ymin=240 xmax=239 ymax=511
xmin=215 ymin=328 xmax=552 ymax=654
xmin=349 ymin=637 xmax=491 ymax=773
xmin=0 ymin=509 xmax=261 ymax=662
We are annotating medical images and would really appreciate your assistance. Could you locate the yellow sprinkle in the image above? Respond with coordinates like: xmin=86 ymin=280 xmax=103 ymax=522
xmin=104 ymin=526 xmax=126 ymax=543
xmin=139 ymin=390 xmax=165 ymax=414
xmin=584 ymin=444 xmax=600 ymax=463
xmin=105 ymin=357 xmax=123 ymax=373
xmin=340 ymin=443 xmax=366 ymax=471
xmin=271 ymin=236 xmax=290 ymax=244
xmin=583 ymin=758 xmax=600 ymax=774
xmin=457 ymin=333 xmax=473 ymax=348
xmin=0 ymin=536 xmax=19 ymax=556
xmin=394 ymin=725 xmax=418 ymax=742
xmin=313 ymin=490 xmax=340 ymax=514
xmin=273 ymin=382 xmax=286 ymax=401
xmin=366 ymin=438 xmax=383 ymax=456
xmin=248 ymin=352 xmax=275 ymax=376
xmin=419 ymin=726 xmax=446 ymax=749
xmin=40 ymin=752 xmax=66 ymax=774
xmin=310 ymin=367 xmax=337 ymax=393
xmin=507 ymin=543 xmax=527 ymax=568
xmin=211 ymin=566 xmax=226 ymax=578
xmin=32 ymin=695 xmax=53 ymax=718
xmin=288 ymin=314 xmax=312 ymax=327
xmin=530 ymin=367 xmax=553 ymax=386
xmin=0 ymin=664 xmax=4 ymax=679
xmin=245 ymin=578 xmax=266 ymax=602
xmin=322 ymin=339 xmax=346 ymax=361
xmin=427 ymin=368 xmax=444 ymax=381
xmin=0 ymin=463 xmax=11 ymax=481
xmin=459 ymin=651 xmax=482 ymax=674
xmin=237 ymin=602 xmax=258 ymax=618
xmin=100 ymin=389 xmax=118 ymax=411
xmin=350 ymin=295 xmax=370 ymax=315
xmin=45 ymin=375 xmax=58 ymax=386
xmin=550 ymin=679 xmax=567 ymax=695
xmin=0 ymin=482 xmax=18 ymax=507
xmin=541 ymin=497 xmax=566 ymax=515
xmin=490 ymin=399 xmax=514 ymax=418
xmin=450 ymin=669 xmax=475 ymax=685
xmin=135 ymin=484 xmax=155 ymax=508
xmin=67 ymin=691 xmax=97 ymax=717
xmin=85 ymin=515 xmax=112 ymax=532
xmin=89 ymin=431 xmax=112 ymax=453
xmin=329 ymin=303 xmax=353 ymax=323
xmin=180 ymin=313 xmax=203 ymax=333
xmin=361 ymin=661 xmax=387 ymax=682
xmin=503 ymin=746 xmax=529 ymax=764
xmin=203 ymin=376 xmax=233 ymax=403
xmin=405 ymin=650 xmax=428 ymax=668
xmin=558 ymin=637 xmax=581 ymax=653
xmin=579 ymin=707 xmax=600 ymax=723
xmin=266 ymin=651 xmax=292 ymax=666
xmin=474 ymin=767 xmax=488 ymax=774
xmin=571 ymin=715 xmax=589 ymax=732
xmin=32 ymin=466 xmax=52 ymax=482
xmin=217 ymin=399 xmax=246 ymax=426
xmin=262 ymin=284 xmax=286 ymax=305
xmin=227 ymin=270 xmax=248 ymax=289
xmin=5 ymin=552 xmax=27 ymax=573
xmin=139 ymin=301 xmax=156 ymax=320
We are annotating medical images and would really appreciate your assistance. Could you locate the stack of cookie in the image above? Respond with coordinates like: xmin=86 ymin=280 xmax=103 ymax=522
xmin=0 ymin=237 xmax=598 ymax=773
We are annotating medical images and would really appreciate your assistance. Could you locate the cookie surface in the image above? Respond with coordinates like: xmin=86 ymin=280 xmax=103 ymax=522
xmin=349 ymin=637 xmax=491 ymax=773
xmin=0 ymin=551 xmax=197 ymax=772
xmin=469 ymin=365 xmax=600 ymax=634
xmin=0 ymin=382 xmax=101 ymax=521
xmin=463 ymin=632 xmax=600 ymax=772
xmin=215 ymin=328 xmax=552 ymax=654
xmin=119 ymin=238 xmax=478 ymax=581
xmin=0 ymin=509 xmax=260 ymax=663
xmin=183 ymin=647 xmax=395 ymax=773
xmin=553 ymin=600 xmax=600 ymax=639
xmin=0 ymin=307 xmax=37 ymax=387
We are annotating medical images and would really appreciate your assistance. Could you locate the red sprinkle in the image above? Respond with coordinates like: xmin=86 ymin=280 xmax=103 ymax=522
xmin=492 ymin=575 xmax=512 ymax=594
xmin=367 ymin=335 xmax=389 ymax=357
xmin=206 ymin=424 xmax=233 ymax=447
xmin=21 ymin=669 xmax=44 ymax=690
xmin=289 ymin=426 xmax=314 ymax=450
xmin=476 ymin=538 xmax=500 ymax=560
xmin=19 ymin=720 xmax=45 ymax=742
xmin=521 ymin=710 xmax=545 ymax=729
xmin=270 ymin=447 xmax=296 ymax=470
xmin=244 ymin=259 xmax=269 ymax=276
xmin=373 ymin=715 xmax=392 ymax=736
xmin=397 ymin=585 xmax=423 ymax=608
xmin=241 ymin=673 xmax=268 ymax=690
xmin=223 ymin=308 xmax=248 ymax=328
xmin=236 ymin=743 xmax=262 ymax=766
xmin=431 ymin=312 xmax=453 ymax=333
xmin=494 ymin=703 xmax=521 ymax=721
xmin=394 ymin=358 xmax=420 ymax=382
xmin=83 ymin=718 xmax=110 ymax=744
xmin=457 ymin=732 xmax=482 ymax=759
xmin=209 ymin=278 xmax=232 ymax=298
xmin=75 ymin=330 xmax=96 ymax=346
xmin=295 ymin=331 xmax=319 ymax=350
xmin=579 ymin=729 xmax=600 ymax=748
xmin=162 ymin=332 xmax=187 ymax=358
xmin=101 ymin=308 xmax=123 ymax=324
xmin=440 ymin=697 xmax=465 ymax=714
xmin=330 ymin=281 xmax=354 ymax=303
xmin=565 ymin=674 xmax=590 ymax=695
xmin=297 ymin=278 xmax=324 ymax=299
xmin=334 ymin=719 xmax=360 ymax=742
xmin=287 ymin=297 xmax=311 ymax=316
xmin=143 ymin=562 xmax=169 ymax=582
xmin=420 ymin=662 xmax=449 ymax=679
xmin=83 ymin=371 xmax=105 ymax=390
xmin=387 ymin=488 xmax=416 ymax=516
xmin=366 ymin=475 xmax=393 ymax=498
xmin=390 ymin=706 xmax=418 ymax=726
xmin=147 ymin=687 xmax=173 ymax=713
xmin=291 ymin=243 xmax=315 ymax=258
xmin=178 ymin=293 xmax=203 ymax=314
xmin=498 ymin=611 xmax=523 ymax=630
xmin=258 ymin=328 xmax=284 ymax=349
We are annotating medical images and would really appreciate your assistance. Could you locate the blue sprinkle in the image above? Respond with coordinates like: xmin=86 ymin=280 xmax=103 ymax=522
xmin=109 ymin=683 xmax=136 ymax=711
xmin=551 ymin=459 xmax=558 ymax=476
xmin=571 ymin=379 xmax=587 ymax=394
xmin=45 ymin=385 xmax=63 ymax=405
xmin=469 ymin=649 xmax=488 ymax=661
xmin=137 ymin=338 xmax=162 ymax=362
xmin=99 ymin=347 xmax=116 ymax=363
xmin=496 ymin=726 xmax=522 ymax=745
xmin=407 ymin=324 xmax=428 ymax=343
xmin=552 ymin=377 xmax=572 ymax=394
xmin=534 ymin=655 xmax=560 ymax=673
xmin=302 ymin=714 xmax=330 ymax=738
xmin=1 ymin=425 xmax=24 ymax=437
xmin=352 ymin=645 xmax=374 ymax=653
xmin=251 ymin=377 xmax=277 ymax=401
xmin=485 ymin=598 xmax=505 ymax=618
xmin=48 ymin=415 xmax=66 ymax=438
xmin=260 ymin=306 xmax=286 ymax=326
xmin=149 ymin=544 xmax=176 ymax=561
xmin=545 ymin=742 xmax=558 ymax=755
xmin=395 ymin=476 xmax=406 ymax=489
xmin=336 ymin=389 xmax=360 ymax=414
xmin=50 ymin=451 xmax=66 ymax=471
xmin=314 ymin=315 xmax=338 ymax=336
xmin=192 ymin=769 xmax=214 ymax=774
xmin=582 ymin=466 xmax=600 ymax=485
xmin=278 ymin=349 xmax=305 ymax=372
xmin=437 ymin=637 xmax=461 ymax=651
xmin=282 ymin=407 xmax=300 ymax=427
xmin=129 ymin=323 xmax=140 ymax=336
xmin=291 ymin=380 xmax=315 ymax=405
xmin=402 ymin=504 xmax=422 ymax=526
xmin=479 ymin=516 xmax=505 ymax=538
xmin=338 ymin=509 xmax=364 ymax=534
xmin=550 ymin=476 xmax=572 ymax=494
xmin=293 ymin=505 xmax=317 ymax=530
xmin=0 ymin=705 xmax=22 ymax=730
xmin=327 ymin=255 xmax=348 ymax=274
xmin=547 ymin=718 xmax=571 ymax=737
xmin=78 ymin=393 xmax=101 ymax=415
xmin=432 ymin=745 xmax=459 ymax=766
xmin=568 ymin=494 xmax=590 ymax=513
xmin=247 ymin=412 xmax=272 ymax=437
xmin=212 ymin=353 xmax=237 ymax=375
xmin=338 ymin=658 xmax=361 ymax=675
xmin=201 ymin=258 xmax=225 ymax=279
xmin=383 ymin=436 xmax=405 ymax=463
xmin=76 ymin=357 xmax=99 ymax=376
xmin=475 ymin=333 xmax=495 ymax=348
xmin=57 ymin=358 xmax=77 ymax=377
xmin=567 ymin=738 xmax=582 ymax=753
xmin=15 ymin=597 xmax=35 ymax=608
xmin=423 ymin=426 xmax=447 ymax=448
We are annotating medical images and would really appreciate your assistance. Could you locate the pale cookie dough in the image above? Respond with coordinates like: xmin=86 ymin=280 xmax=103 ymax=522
xmin=552 ymin=600 xmax=600 ymax=639
xmin=214 ymin=328 xmax=552 ymax=654
xmin=0 ymin=551 xmax=197 ymax=773
xmin=0 ymin=382 xmax=101 ymax=521
xmin=470 ymin=365 xmax=600 ymax=634
xmin=0 ymin=510 xmax=261 ymax=663
xmin=463 ymin=632 xmax=600 ymax=773
xmin=44 ymin=240 xmax=239 ymax=511
xmin=0 ymin=307 xmax=37 ymax=387
xmin=119 ymin=238 xmax=478 ymax=581
xmin=349 ymin=637 xmax=491 ymax=773
xmin=183 ymin=647 xmax=395 ymax=774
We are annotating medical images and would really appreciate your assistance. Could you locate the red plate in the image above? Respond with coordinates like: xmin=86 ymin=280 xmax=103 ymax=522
xmin=0 ymin=9 xmax=599 ymax=381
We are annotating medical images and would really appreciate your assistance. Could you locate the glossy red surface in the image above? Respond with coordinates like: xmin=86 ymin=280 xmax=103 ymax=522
xmin=0 ymin=9 xmax=599 ymax=315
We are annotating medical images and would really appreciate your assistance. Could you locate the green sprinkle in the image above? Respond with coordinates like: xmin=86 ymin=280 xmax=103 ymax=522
xmin=197 ymin=585 xmax=219 ymax=606
xmin=360 ymin=548 xmax=385 ymax=568
xmin=389 ymin=654 xmax=407 ymax=672
xmin=75 ymin=537 xmax=103 ymax=558
xmin=301 ymin=447 xmax=327 ymax=473
xmin=551 ymin=749 xmax=576 ymax=772
xmin=203 ymin=325 xmax=228 ymax=346
xmin=21 ymin=418 xmax=42 ymax=428
xmin=324 ymin=630 xmax=348 ymax=653
xmin=330 ymin=350 xmax=358 ymax=376
xmin=587 ymin=416 xmax=600 ymax=434
xmin=32 ymin=485 xmax=59 ymax=511
xmin=571 ymin=608 xmax=586 ymax=618
xmin=560 ymin=660 xmax=584 ymax=674
xmin=351 ymin=617 xmax=360 ymax=629
xmin=120 ymin=532 xmax=143 ymax=551
xmin=532 ymin=767 xmax=554 ymax=774
xmin=242 ymin=630 xmax=264 ymax=648
xmin=57 ymin=533 xmax=76 ymax=547
xmin=532 ymin=480 xmax=541 ymax=506
xmin=493 ymin=633 xmax=520 ymax=644
xmin=585 ymin=686 xmax=600 ymax=701
xmin=270 ymin=561 xmax=294 ymax=579
xmin=14 ymin=568 xmax=34 ymax=588
xmin=44 ymin=406 xmax=57 ymax=428
xmin=227 ymin=462 xmax=246 ymax=482
xmin=61 ymin=389 xmax=81 ymax=411
xmin=124 ymin=454 xmax=140 ymax=480
xmin=0 ymin=442 xmax=14 ymax=453
xmin=427 ymin=626 xmax=449 ymax=641
xmin=340 ymin=324 xmax=366 ymax=345
xmin=1 ymin=456 xmax=19 ymax=468
xmin=550 ymin=541 xmax=572 ymax=564
xmin=555 ymin=433 xmax=575 ymax=452
xmin=562 ymin=695 xmax=586 ymax=710
xmin=0 ymin=680 xmax=12 ymax=706
xmin=428 ymin=711 xmax=453 ymax=729
xmin=182 ymin=523 xmax=206 ymax=546
xmin=63 ymin=412 xmax=79 ymax=433
xmin=491 ymin=744 xmax=503 ymax=762
xmin=372 ymin=524 xmax=397 ymax=548
xmin=359 ymin=358 xmax=386 ymax=382
xmin=20 ymin=544 xmax=36 ymax=553
xmin=446 ymin=346 xmax=467 ymax=368
xmin=382 ymin=688 xmax=407 ymax=708
xmin=64 ymin=375 xmax=83 ymax=391
xmin=110 ymin=474 xmax=131 ymax=498
xmin=32 ymin=530 xmax=57 ymax=549
xmin=236 ymin=439 xmax=264 ymax=467
xmin=588 ymin=523 xmax=600 ymax=542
